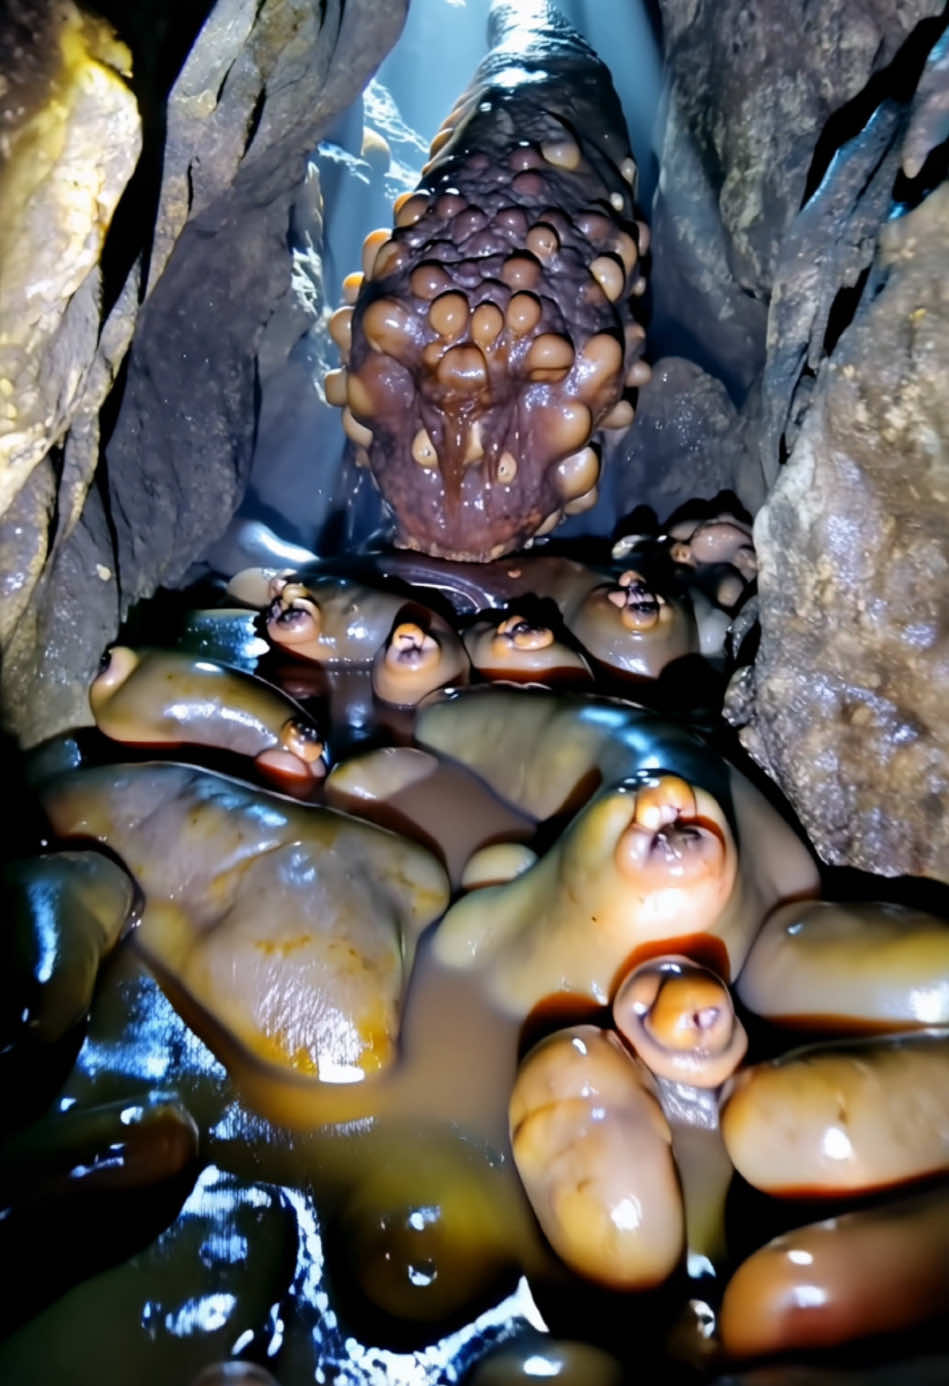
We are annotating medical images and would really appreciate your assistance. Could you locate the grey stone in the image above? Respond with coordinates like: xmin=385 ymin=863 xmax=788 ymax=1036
xmin=758 ymin=100 xmax=907 ymax=487
xmin=0 ymin=2 xmax=142 ymax=744
xmin=607 ymin=356 xmax=762 ymax=523
xmin=106 ymin=0 xmax=410 ymax=606
xmin=651 ymin=0 xmax=940 ymax=394
xmin=729 ymin=184 xmax=949 ymax=881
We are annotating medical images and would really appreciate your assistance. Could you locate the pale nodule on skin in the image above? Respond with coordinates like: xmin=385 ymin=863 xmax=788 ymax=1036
xmin=460 ymin=842 xmax=539 ymax=890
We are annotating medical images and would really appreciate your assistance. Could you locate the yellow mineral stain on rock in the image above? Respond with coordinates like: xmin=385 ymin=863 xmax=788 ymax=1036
xmin=0 ymin=1 xmax=141 ymax=516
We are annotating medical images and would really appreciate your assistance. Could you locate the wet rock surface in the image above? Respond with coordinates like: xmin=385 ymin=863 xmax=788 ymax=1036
xmin=729 ymin=184 xmax=949 ymax=881
xmin=755 ymin=99 xmax=908 ymax=490
xmin=0 ymin=1 xmax=141 ymax=519
xmin=104 ymin=0 xmax=409 ymax=611
xmin=651 ymin=0 xmax=942 ymax=392
xmin=608 ymin=356 xmax=764 ymax=520
xmin=0 ymin=1 xmax=140 ymax=742
xmin=0 ymin=0 xmax=407 ymax=745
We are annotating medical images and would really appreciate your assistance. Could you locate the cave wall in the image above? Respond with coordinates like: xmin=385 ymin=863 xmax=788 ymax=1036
xmin=640 ymin=0 xmax=949 ymax=880
xmin=0 ymin=0 xmax=408 ymax=745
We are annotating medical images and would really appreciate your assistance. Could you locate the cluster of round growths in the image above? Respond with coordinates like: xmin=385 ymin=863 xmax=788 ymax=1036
xmin=326 ymin=6 xmax=650 ymax=560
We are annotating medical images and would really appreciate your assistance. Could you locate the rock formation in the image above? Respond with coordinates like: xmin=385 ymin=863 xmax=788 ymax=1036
xmin=0 ymin=0 xmax=408 ymax=744
xmin=729 ymin=182 xmax=949 ymax=879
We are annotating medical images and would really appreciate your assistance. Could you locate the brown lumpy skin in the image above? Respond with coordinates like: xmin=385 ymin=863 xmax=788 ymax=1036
xmin=336 ymin=7 xmax=646 ymax=560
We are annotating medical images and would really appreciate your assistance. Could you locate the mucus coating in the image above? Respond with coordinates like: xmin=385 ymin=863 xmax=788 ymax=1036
xmin=333 ymin=1 xmax=646 ymax=559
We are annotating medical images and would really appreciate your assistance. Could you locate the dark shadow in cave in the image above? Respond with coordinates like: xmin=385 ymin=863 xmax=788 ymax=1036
xmin=802 ymin=8 xmax=949 ymax=207
xmin=89 ymin=0 xmax=219 ymax=317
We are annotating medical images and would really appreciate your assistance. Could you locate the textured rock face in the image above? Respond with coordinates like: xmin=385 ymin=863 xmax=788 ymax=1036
xmin=0 ymin=1 xmax=140 ymax=740
xmin=0 ymin=2 xmax=140 ymax=520
xmin=0 ymin=0 xmax=407 ymax=745
xmin=104 ymin=0 xmax=410 ymax=610
xmin=731 ymin=185 xmax=949 ymax=881
xmin=651 ymin=0 xmax=941 ymax=393
xmin=607 ymin=356 xmax=764 ymax=522
xmin=755 ymin=99 xmax=908 ymax=491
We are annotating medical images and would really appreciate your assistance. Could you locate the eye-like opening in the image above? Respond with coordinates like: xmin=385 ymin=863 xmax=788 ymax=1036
xmin=613 ymin=954 xmax=747 ymax=1086
xmin=90 ymin=645 xmax=140 ymax=708
xmin=266 ymin=594 xmax=321 ymax=644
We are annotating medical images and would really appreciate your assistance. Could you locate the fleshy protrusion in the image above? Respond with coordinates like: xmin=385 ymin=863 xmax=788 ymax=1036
xmin=412 ymin=428 xmax=438 ymax=468
xmin=429 ymin=291 xmax=470 ymax=339
xmin=540 ymin=138 xmax=581 ymax=170
xmin=526 ymin=223 xmax=560 ymax=259
xmin=342 ymin=408 xmax=372 ymax=448
xmin=371 ymin=619 xmax=468 ymax=707
xmin=328 ymin=9 xmax=648 ymax=558
xmin=613 ymin=954 xmax=747 ymax=1087
xmin=460 ymin=842 xmax=538 ymax=890
xmin=496 ymin=450 xmax=517 ymax=483
xmin=525 ymin=333 xmax=574 ymax=379
xmin=341 ymin=272 xmax=363 ymax=304
xmin=471 ymin=302 xmax=504 ymax=345
xmin=324 ymin=369 xmax=348 ymax=406
xmin=509 ymin=1026 xmax=684 ymax=1289
xmin=361 ymin=228 xmax=390 ymax=278
xmin=601 ymin=399 xmax=634 ymax=429
xmin=328 ymin=307 xmax=353 ymax=359
xmin=554 ymin=446 xmax=599 ymax=500
xmin=501 ymin=253 xmax=541 ymax=290
xmin=590 ymin=255 xmax=624 ymax=302
xmin=564 ymin=485 xmax=598 ymax=515
xmin=362 ymin=297 xmax=415 ymax=356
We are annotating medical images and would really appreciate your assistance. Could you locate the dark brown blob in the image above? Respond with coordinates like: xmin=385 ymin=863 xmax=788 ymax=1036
xmin=332 ymin=4 xmax=646 ymax=560
xmin=0 ymin=1092 xmax=199 ymax=1335
xmin=719 ymin=1185 xmax=949 ymax=1359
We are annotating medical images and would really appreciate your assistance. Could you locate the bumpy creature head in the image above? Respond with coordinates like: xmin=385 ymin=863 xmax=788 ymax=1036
xmin=326 ymin=3 xmax=649 ymax=561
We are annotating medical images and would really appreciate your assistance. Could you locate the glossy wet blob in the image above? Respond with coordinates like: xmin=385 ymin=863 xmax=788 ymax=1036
xmin=613 ymin=954 xmax=748 ymax=1087
xmin=41 ymin=763 xmax=450 ymax=1085
xmin=509 ymin=1025 xmax=684 ymax=1289
xmin=329 ymin=3 xmax=648 ymax=558
xmin=91 ymin=647 xmax=327 ymax=791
